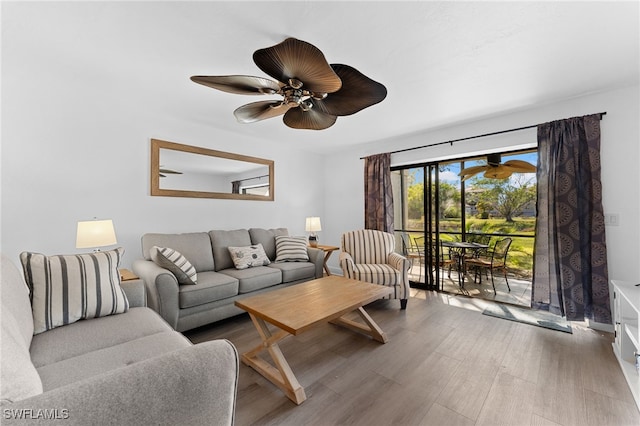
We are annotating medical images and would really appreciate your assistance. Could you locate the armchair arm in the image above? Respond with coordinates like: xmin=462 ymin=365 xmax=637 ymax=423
xmin=388 ymin=252 xmax=410 ymax=273
xmin=307 ymin=247 xmax=324 ymax=278
xmin=132 ymin=260 xmax=179 ymax=329
xmin=388 ymin=252 xmax=411 ymax=299
xmin=339 ymin=252 xmax=355 ymax=279
xmin=0 ymin=340 xmax=239 ymax=426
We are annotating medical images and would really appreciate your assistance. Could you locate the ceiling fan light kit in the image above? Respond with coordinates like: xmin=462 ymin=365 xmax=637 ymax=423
xmin=191 ymin=37 xmax=387 ymax=130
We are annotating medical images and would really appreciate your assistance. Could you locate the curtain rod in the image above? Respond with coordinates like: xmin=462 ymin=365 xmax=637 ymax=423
xmin=361 ymin=112 xmax=607 ymax=159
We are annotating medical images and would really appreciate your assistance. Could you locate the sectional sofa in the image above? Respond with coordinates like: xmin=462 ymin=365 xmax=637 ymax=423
xmin=0 ymin=253 xmax=238 ymax=425
xmin=133 ymin=228 xmax=324 ymax=332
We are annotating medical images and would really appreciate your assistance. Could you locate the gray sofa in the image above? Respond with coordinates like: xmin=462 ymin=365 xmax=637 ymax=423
xmin=133 ymin=228 xmax=324 ymax=332
xmin=0 ymin=254 xmax=239 ymax=425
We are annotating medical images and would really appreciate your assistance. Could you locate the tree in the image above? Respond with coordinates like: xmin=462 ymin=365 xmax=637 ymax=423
xmin=407 ymin=182 xmax=423 ymax=219
xmin=470 ymin=175 xmax=536 ymax=222
xmin=438 ymin=182 xmax=461 ymax=218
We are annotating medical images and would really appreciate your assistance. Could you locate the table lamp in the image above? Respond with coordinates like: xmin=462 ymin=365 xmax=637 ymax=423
xmin=305 ymin=217 xmax=322 ymax=247
xmin=76 ymin=219 xmax=117 ymax=252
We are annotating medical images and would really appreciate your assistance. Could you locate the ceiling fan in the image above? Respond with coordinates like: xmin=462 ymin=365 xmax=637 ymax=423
xmin=459 ymin=153 xmax=536 ymax=181
xmin=190 ymin=37 xmax=387 ymax=130
xmin=159 ymin=166 xmax=182 ymax=178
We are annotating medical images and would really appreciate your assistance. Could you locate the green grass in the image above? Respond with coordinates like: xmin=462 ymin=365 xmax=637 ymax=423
xmin=404 ymin=217 xmax=535 ymax=278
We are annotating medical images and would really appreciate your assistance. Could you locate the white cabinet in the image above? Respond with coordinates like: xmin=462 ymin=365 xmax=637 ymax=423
xmin=611 ymin=280 xmax=640 ymax=410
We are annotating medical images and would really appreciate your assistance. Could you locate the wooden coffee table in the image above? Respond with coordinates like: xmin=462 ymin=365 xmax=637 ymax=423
xmin=235 ymin=275 xmax=392 ymax=405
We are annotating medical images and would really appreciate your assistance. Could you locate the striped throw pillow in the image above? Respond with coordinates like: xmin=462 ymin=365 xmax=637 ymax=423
xmin=150 ymin=246 xmax=197 ymax=285
xmin=274 ymin=236 xmax=309 ymax=262
xmin=20 ymin=248 xmax=129 ymax=335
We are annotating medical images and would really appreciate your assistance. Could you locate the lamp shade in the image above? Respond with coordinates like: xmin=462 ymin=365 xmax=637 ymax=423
xmin=305 ymin=217 xmax=322 ymax=233
xmin=76 ymin=219 xmax=117 ymax=249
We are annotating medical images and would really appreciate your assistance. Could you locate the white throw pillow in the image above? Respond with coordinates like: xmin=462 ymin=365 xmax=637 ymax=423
xmin=150 ymin=246 xmax=198 ymax=285
xmin=228 ymin=244 xmax=271 ymax=270
xmin=20 ymin=248 xmax=129 ymax=335
xmin=274 ymin=236 xmax=309 ymax=262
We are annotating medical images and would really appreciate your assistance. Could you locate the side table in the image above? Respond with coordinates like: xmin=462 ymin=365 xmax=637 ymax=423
xmin=119 ymin=268 xmax=147 ymax=307
xmin=119 ymin=268 xmax=139 ymax=282
xmin=313 ymin=245 xmax=340 ymax=276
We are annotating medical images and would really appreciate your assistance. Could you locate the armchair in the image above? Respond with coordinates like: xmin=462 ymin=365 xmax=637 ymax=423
xmin=339 ymin=229 xmax=410 ymax=309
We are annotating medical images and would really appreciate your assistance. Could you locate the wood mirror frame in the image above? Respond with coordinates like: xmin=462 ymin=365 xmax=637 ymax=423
xmin=150 ymin=138 xmax=274 ymax=201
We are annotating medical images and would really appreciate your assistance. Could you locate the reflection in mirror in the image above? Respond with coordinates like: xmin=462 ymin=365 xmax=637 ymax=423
xmin=150 ymin=139 xmax=274 ymax=201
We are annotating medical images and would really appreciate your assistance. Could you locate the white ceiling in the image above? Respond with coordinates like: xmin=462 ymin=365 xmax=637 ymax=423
xmin=8 ymin=1 xmax=639 ymax=154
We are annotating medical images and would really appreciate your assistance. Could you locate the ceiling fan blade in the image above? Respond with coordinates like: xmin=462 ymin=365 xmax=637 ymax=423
xmin=159 ymin=168 xmax=183 ymax=175
xmin=314 ymin=64 xmax=387 ymax=116
xmin=459 ymin=165 xmax=488 ymax=181
xmin=253 ymin=38 xmax=342 ymax=94
xmin=484 ymin=167 xmax=513 ymax=179
xmin=503 ymin=160 xmax=537 ymax=173
xmin=233 ymin=100 xmax=291 ymax=123
xmin=282 ymin=108 xmax=337 ymax=130
xmin=190 ymin=75 xmax=282 ymax=95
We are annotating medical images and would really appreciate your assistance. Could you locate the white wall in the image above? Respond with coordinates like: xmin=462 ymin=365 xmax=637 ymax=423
xmin=1 ymin=119 xmax=325 ymax=269
xmin=1 ymin=76 xmax=325 ymax=268
xmin=323 ymin=85 xmax=640 ymax=282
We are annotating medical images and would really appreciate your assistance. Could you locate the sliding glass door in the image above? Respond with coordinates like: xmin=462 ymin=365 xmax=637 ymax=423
xmin=392 ymin=164 xmax=442 ymax=290
xmin=392 ymin=149 xmax=537 ymax=295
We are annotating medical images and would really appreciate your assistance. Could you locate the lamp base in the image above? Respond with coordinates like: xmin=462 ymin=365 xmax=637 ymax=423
xmin=308 ymin=235 xmax=318 ymax=248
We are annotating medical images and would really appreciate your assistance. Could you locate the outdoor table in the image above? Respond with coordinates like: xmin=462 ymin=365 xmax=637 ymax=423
xmin=441 ymin=241 xmax=489 ymax=287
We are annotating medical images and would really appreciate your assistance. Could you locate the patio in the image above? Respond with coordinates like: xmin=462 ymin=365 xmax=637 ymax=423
xmin=408 ymin=263 xmax=532 ymax=308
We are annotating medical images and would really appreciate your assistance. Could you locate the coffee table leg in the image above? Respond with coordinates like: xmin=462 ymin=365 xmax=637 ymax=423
xmin=330 ymin=307 xmax=388 ymax=343
xmin=242 ymin=313 xmax=307 ymax=405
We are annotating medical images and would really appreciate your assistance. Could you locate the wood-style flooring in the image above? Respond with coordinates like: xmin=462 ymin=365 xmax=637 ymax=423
xmin=184 ymin=289 xmax=640 ymax=426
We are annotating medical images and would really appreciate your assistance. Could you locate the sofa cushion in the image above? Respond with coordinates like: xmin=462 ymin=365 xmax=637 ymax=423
xmin=20 ymin=248 xmax=129 ymax=334
xmin=352 ymin=264 xmax=401 ymax=285
xmin=142 ymin=232 xmax=214 ymax=272
xmin=249 ymin=228 xmax=289 ymax=260
xmin=274 ymin=236 xmax=310 ymax=262
xmin=0 ymin=255 xmax=42 ymax=402
xmin=228 ymin=244 xmax=271 ymax=270
xmin=178 ymin=271 xmax=239 ymax=309
xmin=209 ymin=229 xmax=252 ymax=271
xmin=30 ymin=307 xmax=172 ymax=367
xmin=150 ymin=246 xmax=197 ymax=285
xmin=268 ymin=261 xmax=316 ymax=283
xmin=219 ymin=266 xmax=282 ymax=294
xmin=37 ymin=331 xmax=190 ymax=391
xmin=0 ymin=255 xmax=34 ymax=348
xmin=1 ymin=310 xmax=43 ymax=402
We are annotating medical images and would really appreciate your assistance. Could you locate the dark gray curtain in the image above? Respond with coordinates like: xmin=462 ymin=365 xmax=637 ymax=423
xmin=364 ymin=153 xmax=394 ymax=233
xmin=533 ymin=114 xmax=610 ymax=323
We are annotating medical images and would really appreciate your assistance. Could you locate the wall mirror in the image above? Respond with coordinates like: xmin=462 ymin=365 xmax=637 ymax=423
xmin=150 ymin=139 xmax=274 ymax=201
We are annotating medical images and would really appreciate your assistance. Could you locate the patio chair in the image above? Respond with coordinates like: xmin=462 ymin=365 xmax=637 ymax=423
xmin=400 ymin=233 xmax=422 ymax=282
xmin=432 ymin=240 xmax=457 ymax=286
xmin=408 ymin=236 xmax=456 ymax=286
xmin=464 ymin=233 xmax=492 ymax=259
xmin=464 ymin=237 xmax=512 ymax=294
xmin=340 ymin=229 xmax=410 ymax=309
